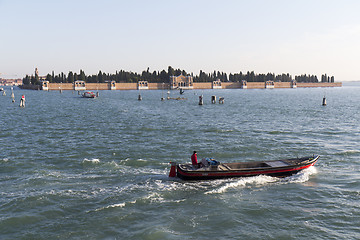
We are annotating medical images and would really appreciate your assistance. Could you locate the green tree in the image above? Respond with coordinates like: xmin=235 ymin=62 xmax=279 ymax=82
xmin=98 ymin=71 xmax=103 ymax=83
xmin=168 ymin=66 xmax=175 ymax=77
xmin=67 ymin=71 xmax=74 ymax=83
xmin=31 ymin=75 xmax=40 ymax=85
xmin=79 ymin=70 xmax=86 ymax=81
xmin=23 ymin=75 xmax=30 ymax=85
xmin=46 ymin=74 xmax=52 ymax=82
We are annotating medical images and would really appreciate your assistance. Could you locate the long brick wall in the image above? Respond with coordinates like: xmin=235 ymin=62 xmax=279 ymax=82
xmin=23 ymin=81 xmax=342 ymax=91
xmin=247 ymin=82 xmax=265 ymax=89
xmin=86 ymin=83 xmax=109 ymax=90
xmin=46 ymin=83 xmax=73 ymax=90
xmin=117 ymin=83 xmax=137 ymax=90
xmin=297 ymin=82 xmax=342 ymax=88
xmin=275 ymin=82 xmax=292 ymax=88
xmin=193 ymin=82 xmax=212 ymax=89
xmin=148 ymin=83 xmax=170 ymax=90
xmin=222 ymin=82 xmax=242 ymax=89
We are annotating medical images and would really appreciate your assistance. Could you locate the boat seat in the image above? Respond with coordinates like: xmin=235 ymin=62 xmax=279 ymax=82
xmin=218 ymin=164 xmax=231 ymax=171
xmin=217 ymin=165 xmax=228 ymax=171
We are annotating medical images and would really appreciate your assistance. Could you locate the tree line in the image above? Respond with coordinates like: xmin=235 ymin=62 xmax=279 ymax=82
xmin=22 ymin=66 xmax=334 ymax=85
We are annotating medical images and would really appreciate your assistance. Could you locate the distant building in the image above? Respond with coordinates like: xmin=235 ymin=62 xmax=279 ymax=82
xmin=74 ymin=80 xmax=86 ymax=90
xmin=138 ymin=81 xmax=149 ymax=90
xmin=0 ymin=78 xmax=23 ymax=86
xmin=35 ymin=68 xmax=47 ymax=80
xmin=265 ymin=80 xmax=275 ymax=89
xmin=212 ymin=79 xmax=222 ymax=89
xmin=109 ymin=80 xmax=116 ymax=90
xmin=241 ymin=80 xmax=247 ymax=89
xmin=169 ymin=74 xmax=193 ymax=90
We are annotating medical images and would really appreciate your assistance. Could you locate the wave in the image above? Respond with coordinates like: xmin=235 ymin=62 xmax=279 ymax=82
xmin=93 ymin=191 xmax=186 ymax=213
xmin=203 ymin=127 xmax=237 ymax=133
xmin=205 ymin=175 xmax=277 ymax=194
xmin=334 ymin=150 xmax=360 ymax=156
xmin=282 ymin=166 xmax=318 ymax=183
xmin=82 ymin=158 xmax=100 ymax=164
xmin=103 ymin=160 xmax=120 ymax=168
xmin=137 ymin=158 xmax=148 ymax=162
xmin=140 ymin=192 xmax=186 ymax=204
xmin=205 ymin=166 xmax=318 ymax=194
xmin=267 ymin=130 xmax=293 ymax=135
xmin=94 ymin=202 xmax=126 ymax=211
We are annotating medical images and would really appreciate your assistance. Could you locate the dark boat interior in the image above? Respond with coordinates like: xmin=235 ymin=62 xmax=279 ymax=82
xmin=179 ymin=156 xmax=315 ymax=172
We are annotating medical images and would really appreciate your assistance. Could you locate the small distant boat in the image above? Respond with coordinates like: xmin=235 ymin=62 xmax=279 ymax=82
xmin=0 ymin=87 xmax=4 ymax=91
xmin=82 ymin=91 xmax=96 ymax=98
xmin=169 ymin=155 xmax=319 ymax=180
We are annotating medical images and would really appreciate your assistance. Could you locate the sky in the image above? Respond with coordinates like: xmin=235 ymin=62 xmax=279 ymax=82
xmin=1 ymin=0 xmax=360 ymax=81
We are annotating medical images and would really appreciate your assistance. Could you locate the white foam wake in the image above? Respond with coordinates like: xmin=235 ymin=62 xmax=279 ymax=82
xmin=205 ymin=167 xmax=318 ymax=194
xmin=205 ymin=175 xmax=277 ymax=194
xmin=94 ymin=199 xmax=139 ymax=212
xmin=82 ymin=158 xmax=100 ymax=164
xmin=284 ymin=166 xmax=317 ymax=183
xmin=94 ymin=202 xmax=126 ymax=211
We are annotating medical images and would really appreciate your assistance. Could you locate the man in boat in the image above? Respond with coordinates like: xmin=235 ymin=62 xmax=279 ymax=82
xmin=191 ymin=151 xmax=200 ymax=168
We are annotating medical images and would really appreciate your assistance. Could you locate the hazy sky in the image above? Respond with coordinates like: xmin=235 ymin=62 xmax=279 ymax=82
xmin=1 ymin=0 xmax=360 ymax=81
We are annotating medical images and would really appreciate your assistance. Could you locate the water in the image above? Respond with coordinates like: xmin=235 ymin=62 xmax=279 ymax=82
xmin=1 ymin=83 xmax=360 ymax=239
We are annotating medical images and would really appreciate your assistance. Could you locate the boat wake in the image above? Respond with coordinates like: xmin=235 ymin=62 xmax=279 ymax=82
xmin=82 ymin=158 xmax=101 ymax=164
xmin=334 ymin=150 xmax=360 ymax=156
xmin=205 ymin=175 xmax=277 ymax=194
xmin=94 ymin=202 xmax=127 ymax=212
xmin=283 ymin=165 xmax=317 ymax=183
xmin=205 ymin=166 xmax=318 ymax=194
xmin=86 ymin=167 xmax=318 ymax=214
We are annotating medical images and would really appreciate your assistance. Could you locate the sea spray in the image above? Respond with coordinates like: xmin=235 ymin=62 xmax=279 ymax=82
xmin=205 ymin=175 xmax=277 ymax=194
xmin=283 ymin=166 xmax=318 ymax=183
xmin=82 ymin=158 xmax=101 ymax=164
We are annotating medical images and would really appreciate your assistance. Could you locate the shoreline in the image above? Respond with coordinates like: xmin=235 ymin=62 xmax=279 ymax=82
xmin=19 ymin=81 xmax=342 ymax=91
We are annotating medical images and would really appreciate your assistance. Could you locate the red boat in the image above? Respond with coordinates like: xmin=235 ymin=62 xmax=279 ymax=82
xmin=169 ymin=155 xmax=319 ymax=180
xmin=82 ymin=91 xmax=96 ymax=98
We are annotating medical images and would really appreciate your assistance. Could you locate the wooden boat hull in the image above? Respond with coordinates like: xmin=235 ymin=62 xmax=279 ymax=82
xmin=172 ymin=155 xmax=319 ymax=180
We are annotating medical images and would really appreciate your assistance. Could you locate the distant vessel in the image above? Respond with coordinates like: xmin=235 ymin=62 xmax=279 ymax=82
xmin=82 ymin=91 xmax=96 ymax=98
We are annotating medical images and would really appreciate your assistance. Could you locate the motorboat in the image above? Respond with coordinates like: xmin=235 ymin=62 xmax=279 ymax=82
xmin=82 ymin=91 xmax=96 ymax=98
xmin=169 ymin=155 xmax=319 ymax=180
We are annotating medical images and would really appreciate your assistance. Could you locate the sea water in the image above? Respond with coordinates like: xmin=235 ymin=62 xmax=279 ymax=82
xmin=0 ymin=83 xmax=359 ymax=239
